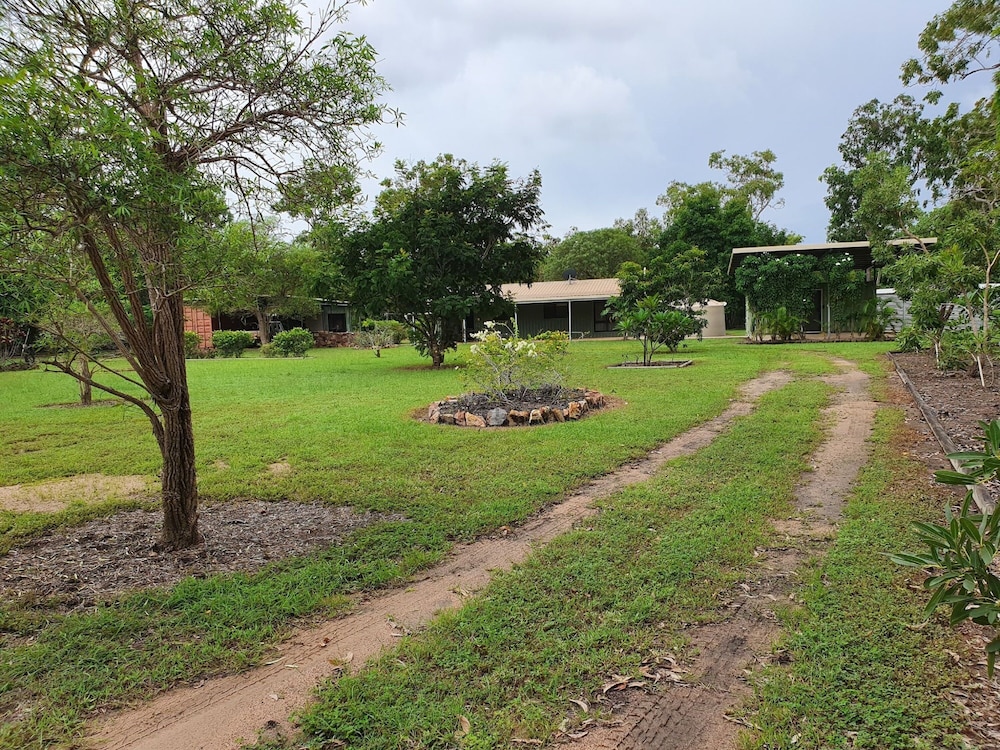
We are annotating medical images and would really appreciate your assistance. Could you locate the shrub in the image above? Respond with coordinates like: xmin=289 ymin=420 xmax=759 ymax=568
xmin=271 ymin=327 xmax=314 ymax=357
xmin=259 ymin=343 xmax=279 ymax=358
xmin=212 ymin=330 xmax=253 ymax=357
xmin=753 ymin=306 xmax=804 ymax=343
xmin=893 ymin=326 xmax=925 ymax=353
xmin=183 ymin=331 xmax=200 ymax=356
xmin=463 ymin=322 xmax=569 ymax=401
xmin=355 ymin=320 xmax=398 ymax=357
xmin=893 ymin=419 xmax=1000 ymax=673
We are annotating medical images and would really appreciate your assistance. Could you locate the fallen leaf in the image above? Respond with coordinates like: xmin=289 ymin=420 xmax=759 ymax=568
xmin=454 ymin=715 xmax=471 ymax=739
xmin=569 ymin=698 xmax=589 ymax=713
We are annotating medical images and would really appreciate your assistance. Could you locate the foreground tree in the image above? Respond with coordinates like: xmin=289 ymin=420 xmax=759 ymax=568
xmin=335 ymin=155 xmax=545 ymax=367
xmin=0 ymin=0 xmax=390 ymax=548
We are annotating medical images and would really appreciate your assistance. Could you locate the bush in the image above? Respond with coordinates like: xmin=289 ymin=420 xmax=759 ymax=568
xmin=362 ymin=318 xmax=407 ymax=344
xmin=463 ymin=322 xmax=569 ymax=401
xmin=259 ymin=343 xmax=279 ymax=358
xmin=271 ymin=327 xmax=314 ymax=357
xmin=893 ymin=420 xmax=1000 ymax=674
xmin=893 ymin=326 xmax=925 ymax=353
xmin=212 ymin=330 xmax=253 ymax=357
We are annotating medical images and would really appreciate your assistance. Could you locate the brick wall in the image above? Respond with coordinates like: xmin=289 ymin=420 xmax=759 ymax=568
xmin=183 ymin=307 xmax=213 ymax=348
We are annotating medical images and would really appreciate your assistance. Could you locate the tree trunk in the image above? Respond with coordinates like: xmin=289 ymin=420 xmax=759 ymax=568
xmin=158 ymin=399 xmax=202 ymax=549
xmin=78 ymin=357 xmax=93 ymax=406
xmin=152 ymin=284 xmax=202 ymax=550
xmin=255 ymin=308 xmax=271 ymax=345
xmin=430 ymin=345 xmax=444 ymax=368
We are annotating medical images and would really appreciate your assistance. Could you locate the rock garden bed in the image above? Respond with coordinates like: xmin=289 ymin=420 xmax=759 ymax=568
xmin=427 ymin=386 xmax=608 ymax=427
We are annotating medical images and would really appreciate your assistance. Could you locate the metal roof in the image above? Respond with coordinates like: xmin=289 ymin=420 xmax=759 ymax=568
xmin=727 ymin=238 xmax=936 ymax=275
xmin=501 ymin=278 xmax=621 ymax=304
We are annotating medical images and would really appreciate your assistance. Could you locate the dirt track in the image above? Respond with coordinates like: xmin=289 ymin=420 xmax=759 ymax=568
xmin=88 ymin=370 xmax=795 ymax=750
xmin=566 ymin=359 xmax=876 ymax=749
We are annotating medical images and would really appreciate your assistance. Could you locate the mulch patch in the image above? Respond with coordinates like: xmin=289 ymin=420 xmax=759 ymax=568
xmin=0 ymin=501 xmax=402 ymax=612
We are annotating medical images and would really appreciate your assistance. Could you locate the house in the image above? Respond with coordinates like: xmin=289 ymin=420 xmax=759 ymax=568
xmin=728 ymin=238 xmax=935 ymax=334
xmin=183 ymin=300 xmax=354 ymax=348
xmin=500 ymin=279 xmax=727 ymax=339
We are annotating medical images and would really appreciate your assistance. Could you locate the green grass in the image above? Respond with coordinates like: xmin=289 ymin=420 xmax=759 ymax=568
xmin=0 ymin=338 xmax=901 ymax=748
xmin=737 ymin=408 xmax=969 ymax=750
xmin=279 ymin=377 xmax=830 ymax=749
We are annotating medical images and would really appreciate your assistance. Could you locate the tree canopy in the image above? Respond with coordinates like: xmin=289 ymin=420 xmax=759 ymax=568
xmin=0 ymin=0 xmax=391 ymax=548
xmin=537 ymin=227 xmax=643 ymax=281
xmin=332 ymin=155 xmax=545 ymax=367
xmin=197 ymin=221 xmax=326 ymax=343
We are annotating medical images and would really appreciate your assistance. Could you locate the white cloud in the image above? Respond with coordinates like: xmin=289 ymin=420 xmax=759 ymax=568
xmin=334 ymin=0 xmax=966 ymax=242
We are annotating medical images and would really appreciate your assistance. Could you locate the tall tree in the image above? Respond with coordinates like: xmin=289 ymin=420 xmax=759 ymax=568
xmin=822 ymin=95 xmax=929 ymax=241
xmin=0 ymin=0 xmax=390 ymax=548
xmin=537 ymin=227 xmax=642 ymax=281
xmin=335 ymin=155 xmax=545 ymax=367
xmin=708 ymin=148 xmax=785 ymax=221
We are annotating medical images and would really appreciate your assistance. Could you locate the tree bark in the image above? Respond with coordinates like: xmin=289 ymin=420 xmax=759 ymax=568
xmin=255 ymin=307 xmax=271 ymax=345
xmin=78 ymin=356 xmax=93 ymax=406
xmin=158 ymin=398 xmax=202 ymax=549
xmin=154 ymin=291 xmax=203 ymax=550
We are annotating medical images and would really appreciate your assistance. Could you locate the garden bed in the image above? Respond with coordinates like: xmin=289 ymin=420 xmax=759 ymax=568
xmin=427 ymin=386 xmax=608 ymax=427
xmin=611 ymin=359 xmax=693 ymax=368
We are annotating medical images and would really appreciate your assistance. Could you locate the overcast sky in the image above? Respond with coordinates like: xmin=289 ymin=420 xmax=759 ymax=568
xmin=337 ymin=1 xmax=985 ymax=244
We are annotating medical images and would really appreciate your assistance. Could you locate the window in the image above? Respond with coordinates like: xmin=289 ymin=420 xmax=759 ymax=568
xmin=594 ymin=304 xmax=612 ymax=332
xmin=542 ymin=302 xmax=568 ymax=319
xmin=329 ymin=313 xmax=348 ymax=332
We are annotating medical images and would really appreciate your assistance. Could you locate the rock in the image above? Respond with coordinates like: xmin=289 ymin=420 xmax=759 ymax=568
xmin=539 ymin=406 xmax=551 ymax=421
xmin=577 ymin=399 xmax=589 ymax=413
xmin=428 ymin=403 xmax=441 ymax=423
xmin=529 ymin=408 xmax=544 ymax=424
xmin=585 ymin=391 xmax=605 ymax=408
xmin=508 ymin=410 xmax=529 ymax=425
xmin=466 ymin=412 xmax=487 ymax=428
xmin=438 ymin=413 xmax=456 ymax=425
xmin=454 ymin=411 xmax=467 ymax=426
xmin=567 ymin=401 xmax=582 ymax=420
xmin=551 ymin=407 xmax=565 ymax=422
xmin=486 ymin=407 xmax=508 ymax=427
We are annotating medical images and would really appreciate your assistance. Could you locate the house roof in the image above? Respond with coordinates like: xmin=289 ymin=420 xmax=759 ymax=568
xmin=727 ymin=238 xmax=937 ymax=275
xmin=501 ymin=278 xmax=621 ymax=304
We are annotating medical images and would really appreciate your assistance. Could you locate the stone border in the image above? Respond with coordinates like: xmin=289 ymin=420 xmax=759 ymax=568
xmin=427 ymin=390 xmax=608 ymax=427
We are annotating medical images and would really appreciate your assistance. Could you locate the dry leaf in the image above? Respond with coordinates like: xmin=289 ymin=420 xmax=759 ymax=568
xmin=454 ymin=715 xmax=471 ymax=739
xmin=569 ymin=698 xmax=589 ymax=713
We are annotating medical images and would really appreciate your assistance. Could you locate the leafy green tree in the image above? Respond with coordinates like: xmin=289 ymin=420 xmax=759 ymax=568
xmin=609 ymin=296 xmax=699 ymax=365
xmin=0 ymin=0 xmax=390 ymax=549
xmin=656 ymin=182 xmax=799 ymax=327
xmin=198 ymin=221 xmax=324 ymax=344
xmin=537 ymin=227 xmax=643 ymax=281
xmin=335 ymin=155 xmax=545 ymax=367
xmin=708 ymin=148 xmax=785 ymax=221
xmin=822 ymin=96 xmax=929 ymax=241
xmin=902 ymin=0 xmax=1000 ymax=86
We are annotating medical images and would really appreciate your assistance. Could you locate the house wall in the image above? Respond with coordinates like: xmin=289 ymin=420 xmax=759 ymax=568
xmin=513 ymin=300 xmax=617 ymax=338
xmin=182 ymin=307 xmax=213 ymax=348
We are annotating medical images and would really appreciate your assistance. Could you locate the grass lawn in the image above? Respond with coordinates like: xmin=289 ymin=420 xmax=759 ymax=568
xmin=1 ymin=337 xmax=964 ymax=749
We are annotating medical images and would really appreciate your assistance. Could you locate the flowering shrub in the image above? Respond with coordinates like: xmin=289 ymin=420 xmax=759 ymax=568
xmin=463 ymin=322 xmax=569 ymax=401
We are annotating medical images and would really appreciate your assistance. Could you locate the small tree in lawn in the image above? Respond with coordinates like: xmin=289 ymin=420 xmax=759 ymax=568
xmin=0 ymin=0 xmax=391 ymax=549
xmin=333 ymin=154 xmax=545 ymax=368
xmin=608 ymin=296 xmax=701 ymax=365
